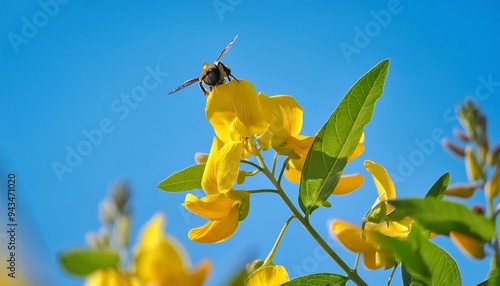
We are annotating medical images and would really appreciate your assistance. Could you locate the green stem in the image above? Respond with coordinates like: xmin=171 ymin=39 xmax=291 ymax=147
xmin=241 ymin=159 xmax=265 ymax=172
xmin=247 ymin=189 xmax=279 ymax=194
xmin=277 ymin=157 xmax=290 ymax=186
xmin=263 ymin=215 xmax=295 ymax=266
xmin=386 ymin=264 xmax=398 ymax=286
xmin=271 ymin=151 xmax=279 ymax=176
xmin=257 ymin=154 xmax=367 ymax=286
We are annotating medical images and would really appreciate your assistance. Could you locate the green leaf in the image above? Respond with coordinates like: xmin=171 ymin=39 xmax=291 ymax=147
xmin=58 ymin=248 xmax=119 ymax=277
xmin=387 ymin=198 xmax=495 ymax=241
xmin=378 ymin=223 xmax=461 ymax=286
xmin=425 ymin=172 xmax=450 ymax=200
xmin=157 ymin=163 xmax=205 ymax=192
xmin=299 ymin=59 xmax=389 ymax=215
xmin=281 ymin=273 xmax=348 ymax=286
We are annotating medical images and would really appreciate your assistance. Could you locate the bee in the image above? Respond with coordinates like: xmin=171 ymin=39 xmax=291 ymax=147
xmin=168 ymin=35 xmax=239 ymax=96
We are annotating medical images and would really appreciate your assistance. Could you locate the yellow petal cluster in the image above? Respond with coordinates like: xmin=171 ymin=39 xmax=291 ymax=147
xmin=85 ymin=214 xmax=211 ymax=286
xmin=246 ymin=265 xmax=290 ymax=286
xmin=206 ymin=80 xmax=268 ymax=156
xmin=330 ymin=160 xmax=410 ymax=270
xmin=183 ymin=137 xmax=249 ymax=243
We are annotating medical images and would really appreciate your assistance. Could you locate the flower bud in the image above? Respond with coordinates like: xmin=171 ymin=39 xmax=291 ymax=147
xmin=453 ymin=129 xmax=470 ymax=142
xmin=471 ymin=204 xmax=485 ymax=215
xmin=112 ymin=182 xmax=130 ymax=212
xmin=86 ymin=232 xmax=101 ymax=248
xmin=465 ymin=146 xmax=483 ymax=181
xmin=485 ymin=163 xmax=500 ymax=201
xmin=441 ymin=139 xmax=465 ymax=158
xmin=246 ymin=260 xmax=264 ymax=275
xmin=444 ymin=183 xmax=477 ymax=198
xmin=487 ymin=144 xmax=500 ymax=166
xmin=99 ymin=199 xmax=117 ymax=224
xmin=194 ymin=152 xmax=209 ymax=164
xmin=115 ymin=214 xmax=131 ymax=248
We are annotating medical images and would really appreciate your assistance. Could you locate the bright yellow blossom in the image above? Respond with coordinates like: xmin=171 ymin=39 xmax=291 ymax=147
xmin=183 ymin=137 xmax=249 ymax=243
xmin=133 ymin=214 xmax=211 ymax=286
xmin=330 ymin=160 xmax=411 ymax=270
xmin=205 ymin=80 xmax=268 ymax=156
xmin=85 ymin=214 xmax=211 ymax=286
xmin=246 ymin=265 xmax=290 ymax=286
xmin=86 ymin=269 xmax=142 ymax=286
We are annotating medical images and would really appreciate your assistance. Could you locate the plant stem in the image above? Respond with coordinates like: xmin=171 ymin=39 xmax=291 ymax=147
xmin=256 ymin=154 xmax=367 ymax=286
xmin=386 ymin=264 xmax=398 ymax=286
xmin=263 ymin=215 xmax=295 ymax=266
xmin=247 ymin=189 xmax=279 ymax=194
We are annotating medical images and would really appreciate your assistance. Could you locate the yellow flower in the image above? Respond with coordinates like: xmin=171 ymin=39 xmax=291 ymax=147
xmin=183 ymin=137 xmax=249 ymax=243
xmin=206 ymin=80 xmax=268 ymax=156
xmin=133 ymin=214 xmax=211 ymax=286
xmin=246 ymin=265 xmax=290 ymax=286
xmin=85 ymin=269 xmax=142 ymax=286
xmin=330 ymin=160 xmax=411 ymax=270
xmin=284 ymin=131 xmax=365 ymax=197
xmin=257 ymin=94 xmax=314 ymax=158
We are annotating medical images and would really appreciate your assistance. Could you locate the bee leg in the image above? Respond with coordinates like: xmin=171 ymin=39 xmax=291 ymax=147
xmin=227 ymin=73 xmax=239 ymax=83
xmin=199 ymin=81 xmax=210 ymax=96
xmin=219 ymin=62 xmax=239 ymax=83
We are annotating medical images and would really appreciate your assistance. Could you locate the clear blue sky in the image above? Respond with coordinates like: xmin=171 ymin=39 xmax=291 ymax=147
xmin=1 ymin=1 xmax=500 ymax=285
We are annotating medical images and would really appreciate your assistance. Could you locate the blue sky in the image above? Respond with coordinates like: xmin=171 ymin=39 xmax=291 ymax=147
xmin=1 ymin=1 xmax=500 ymax=285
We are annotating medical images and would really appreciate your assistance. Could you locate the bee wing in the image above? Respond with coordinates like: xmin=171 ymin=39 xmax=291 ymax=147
xmin=168 ymin=77 xmax=199 ymax=95
xmin=215 ymin=35 xmax=238 ymax=62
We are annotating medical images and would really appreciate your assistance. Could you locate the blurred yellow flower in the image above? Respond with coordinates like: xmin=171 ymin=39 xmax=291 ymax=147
xmin=330 ymin=160 xmax=411 ymax=270
xmin=85 ymin=214 xmax=211 ymax=286
xmin=133 ymin=214 xmax=211 ymax=286
xmin=205 ymin=80 xmax=268 ymax=156
xmin=246 ymin=265 xmax=290 ymax=286
xmin=450 ymin=231 xmax=486 ymax=259
xmin=183 ymin=137 xmax=249 ymax=243
xmin=86 ymin=269 xmax=142 ymax=286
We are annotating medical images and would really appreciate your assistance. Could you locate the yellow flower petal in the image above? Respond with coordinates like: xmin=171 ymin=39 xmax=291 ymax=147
xmin=206 ymin=80 xmax=268 ymax=142
xmin=450 ymin=231 xmax=486 ymax=259
xmin=202 ymin=138 xmax=242 ymax=195
xmin=330 ymin=220 xmax=373 ymax=253
xmin=183 ymin=193 xmax=234 ymax=220
xmin=348 ymin=143 xmax=365 ymax=162
xmin=202 ymin=137 xmax=225 ymax=195
xmin=85 ymin=269 xmax=142 ymax=286
xmin=333 ymin=173 xmax=364 ymax=195
xmin=284 ymin=156 xmax=305 ymax=184
xmin=246 ymin=265 xmax=290 ymax=286
xmin=216 ymin=141 xmax=243 ymax=194
xmin=257 ymin=94 xmax=303 ymax=137
xmin=188 ymin=203 xmax=240 ymax=243
xmin=133 ymin=214 xmax=212 ymax=285
xmin=364 ymin=160 xmax=396 ymax=201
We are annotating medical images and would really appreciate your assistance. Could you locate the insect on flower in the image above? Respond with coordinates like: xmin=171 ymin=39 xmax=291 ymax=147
xmin=168 ymin=35 xmax=239 ymax=96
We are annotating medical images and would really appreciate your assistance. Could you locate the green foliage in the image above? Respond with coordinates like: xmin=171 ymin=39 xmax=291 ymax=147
xmin=378 ymin=224 xmax=461 ymax=286
xmin=425 ymin=172 xmax=450 ymax=199
xmin=387 ymin=198 xmax=495 ymax=241
xmin=281 ymin=273 xmax=348 ymax=286
xmin=298 ymin=59 xmax=389 ymax=215
xmin=58 ymin=248 xmax=119 ymax=277
xmin=156 ymin=163 xmax=205 ymax=192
